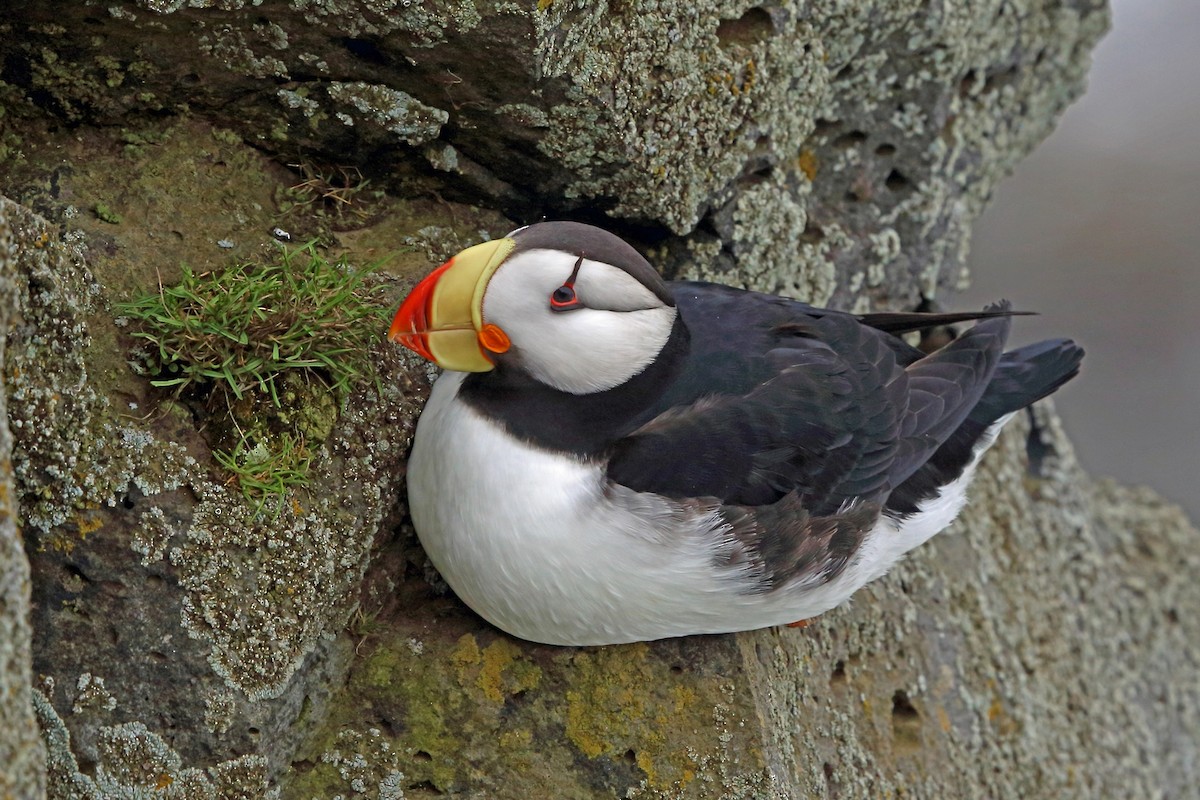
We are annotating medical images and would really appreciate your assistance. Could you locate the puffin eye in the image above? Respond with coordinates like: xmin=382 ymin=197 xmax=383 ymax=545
xmin=551 ymin=285 xmax=577 ymax=307
xmin=549 ymin=255 xmax=586 ymax=312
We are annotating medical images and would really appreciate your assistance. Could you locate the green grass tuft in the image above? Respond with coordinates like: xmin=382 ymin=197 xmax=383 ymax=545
xmin=119 ymin=242 xmax=389 ymax=509
xmin=212 ymin=432 xmax=313 ymax=514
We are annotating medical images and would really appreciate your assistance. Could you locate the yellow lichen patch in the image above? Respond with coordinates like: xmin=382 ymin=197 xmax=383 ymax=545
xmin=44 ymin=531 xmax=77 ymax=555
xmin=74 ymin=511 xmax=104 ymax=539
xmin=564 ymin=644 xmax=654 ymax=759
xmin=480 ymin=638 xmax=541 ymax=702
xmin=987 ymin=695 xmax=1019 ymax=736
xmin=936 ymin=704 xmax=953 ymax=733
xmin=734 ymin=59 xmax=757 ymax=95
xmin=562 ymin=642 xmax=705 ymax=790
xmin=476 ymin=640 xmax=512 ymax=702
xmin=449 ymin=632 xmax=482 ymax=679
xmin=450 ymin=634 xmax=542 ymax=705
xmin=636 ymin=750 xmax=661 ymax=784
xmin=672 ymin=684 xmax=698 ymax=708
xmin=796 ymin=149 xmax=819 ymax=181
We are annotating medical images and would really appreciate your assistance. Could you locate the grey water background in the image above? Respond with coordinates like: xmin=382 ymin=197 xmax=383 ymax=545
xmin=959 ymin=1 xmax=1200 ymax=519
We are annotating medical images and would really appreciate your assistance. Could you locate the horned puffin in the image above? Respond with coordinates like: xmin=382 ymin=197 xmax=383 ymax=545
xmin=389 ymin=221 xmax=1082 ymax=646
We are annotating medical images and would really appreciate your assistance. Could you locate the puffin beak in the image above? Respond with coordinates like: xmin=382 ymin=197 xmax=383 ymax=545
xmin=389 ymin=238 xmax=516 ymax=372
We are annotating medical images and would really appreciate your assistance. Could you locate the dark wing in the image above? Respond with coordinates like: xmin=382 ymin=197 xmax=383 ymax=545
xmin=887 ymin=336 xmax=1084 ymax=514
xmin=883 ymin=304 xmax=1014 ymax=488
xmin=608 ymin=288 xmax=1017 ymax=516
xmin=606 ymin=340 xmax=865 ymax=507
xmin=606 ymin=309 xmax=912 ymax=511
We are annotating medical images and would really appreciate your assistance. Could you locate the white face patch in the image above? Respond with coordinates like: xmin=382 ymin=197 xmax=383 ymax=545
xmin=482 ymin=248 xmax=677 ymax=394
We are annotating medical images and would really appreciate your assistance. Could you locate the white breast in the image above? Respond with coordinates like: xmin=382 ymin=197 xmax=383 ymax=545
xmin=408 ymin=373 xmax=744 ymax=644
xmin=407 ymin=372 xmax=1013 ymax=645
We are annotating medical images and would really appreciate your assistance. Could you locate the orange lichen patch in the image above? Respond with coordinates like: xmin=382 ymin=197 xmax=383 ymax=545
xmin=706 ymin=59 xmax=758 ymax=98
xmin=741 ymin=59 xmax=757 ymax=92
xmin=987 ymin=694 xmax=1019 ymax=736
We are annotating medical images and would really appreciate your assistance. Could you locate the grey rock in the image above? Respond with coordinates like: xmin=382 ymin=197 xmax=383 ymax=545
xmin=2 ymin=0 xmax=1106 ymax=300
xmin=0 ymin=190 xmax=47 ymax=800
xmin=0 ymin=191 xmax=420 ymax=793
xmin=741 ymin=408 xmax=1200 ymax=797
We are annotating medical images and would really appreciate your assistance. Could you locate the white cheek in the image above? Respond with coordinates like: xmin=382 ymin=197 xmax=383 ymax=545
xmin=494 ymin=302 xmax=676 ymax=394
xmin=482 ymin=259 xmax=676 ymax=394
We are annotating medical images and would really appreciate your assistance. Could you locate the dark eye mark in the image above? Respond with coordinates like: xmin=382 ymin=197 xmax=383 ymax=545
xmin=549 ymin=254 xmax=585 ymax=312
xmin=551 ymin=285 xmax=576 ymax=305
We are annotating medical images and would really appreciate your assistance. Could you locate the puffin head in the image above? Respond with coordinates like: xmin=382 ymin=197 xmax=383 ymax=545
xmin=389 ymin=222 xmax=678 ymax=394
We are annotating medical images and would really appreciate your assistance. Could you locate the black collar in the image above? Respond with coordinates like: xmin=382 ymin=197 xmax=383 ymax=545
xmin=457 ymin=316 xmax=690 ymax=457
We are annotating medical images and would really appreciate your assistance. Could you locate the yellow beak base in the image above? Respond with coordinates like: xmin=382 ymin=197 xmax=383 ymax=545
xmin=388 ymin=237 xmax=516 ymax=372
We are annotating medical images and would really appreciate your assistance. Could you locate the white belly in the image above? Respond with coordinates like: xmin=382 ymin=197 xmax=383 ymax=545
xmin=408 ymin=372 xmax=1011 ymax=646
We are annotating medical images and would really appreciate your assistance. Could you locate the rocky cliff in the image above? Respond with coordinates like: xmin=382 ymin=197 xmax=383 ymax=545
xmin=1 ymin=2 xmax=1197 ymax=799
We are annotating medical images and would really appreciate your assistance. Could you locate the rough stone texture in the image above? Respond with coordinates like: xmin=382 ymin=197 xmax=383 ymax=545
xmin=0 ymin=195 xmax=47 ymax=800
xmin=1 ymin=0 xmax=1108 ymax=306
xmin=739 ymin=408 xmax=1200 ymax=798
xmin=0 ymin=183 xmax=434 ymax=795
xmin=2 ymin=1 xmax=1196 ymax=799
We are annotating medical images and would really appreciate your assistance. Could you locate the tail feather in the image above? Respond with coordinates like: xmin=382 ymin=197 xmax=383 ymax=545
xmin=970 ymin=338 xmax=1084 ymax=423
xmin=886 ymin=334 xmax=1084 ymax=516
xmin=858 ymin=304 xmax=1033 ymax=336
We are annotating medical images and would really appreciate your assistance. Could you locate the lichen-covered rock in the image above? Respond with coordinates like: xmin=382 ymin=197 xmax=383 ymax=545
xmin=0 ymin=192 xmax=47 ymax=800
xmin=33 ymin=690 xmax=275 ymax=800
xmin=2 ymin=0 xmax=1106 ymax=303
xmin=287 ymin=625 xmax=780 ymax=798
xmin=4 ymin=2 xmax=1195 ymax=800
xmin=0 ymin=167 xmax=444 ymax=783
xmin=740 ymin=408 xmax=1200 ymax=797
xmin=272 ymin=408 xmax=1200 ymax=800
